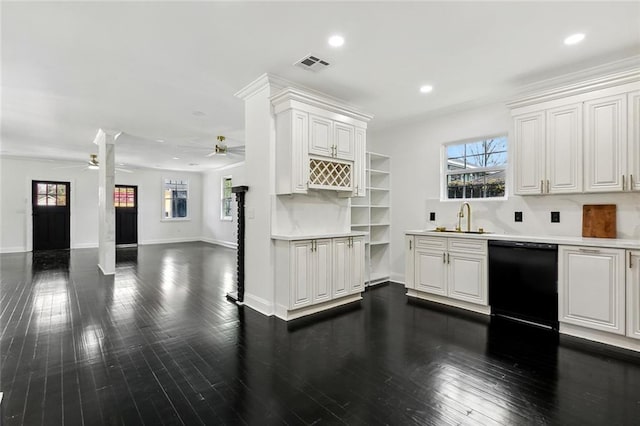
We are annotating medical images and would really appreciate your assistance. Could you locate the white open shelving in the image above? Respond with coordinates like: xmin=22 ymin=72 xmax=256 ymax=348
xmin=350 ymin=152 xmax=390 ymax=285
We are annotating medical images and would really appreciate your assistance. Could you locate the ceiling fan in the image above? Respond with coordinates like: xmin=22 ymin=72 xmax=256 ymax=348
xmin=55 ymin=154 xmax=133 ymax=173
xmin=205 ymin=136 xmax=245 ymax=158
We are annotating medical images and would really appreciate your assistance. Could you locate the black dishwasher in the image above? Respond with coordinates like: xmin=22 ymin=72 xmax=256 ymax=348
xmin=488 ymin=240 xmax=558 ymax=329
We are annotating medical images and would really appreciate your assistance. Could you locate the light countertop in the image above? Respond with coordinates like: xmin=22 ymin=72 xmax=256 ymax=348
xmin=405 ymin=229 xmax=640 ymax=250
xmin=272 ymin=231 xmax=368 ymax=241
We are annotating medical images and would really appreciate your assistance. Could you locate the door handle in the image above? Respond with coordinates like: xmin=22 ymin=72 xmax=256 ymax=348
xmin=540 ymin=180 xmax=544 ymax=194
xmin=630 ymin=251 xmax=633 ymax=269
xmin=546 ymin=180 xmax=550 ymax=193
xmin=622 ymin=175 xmax=625 ymax=191
xmin=442 ymin=252 xmax=446 ymax=263
xmin=447 ymin=253 xmax=450 ymax=264
xmin=631 ymin=175 xmax=634 ymax=191
xmin=409 ymin=240 xmax=412 ymax=250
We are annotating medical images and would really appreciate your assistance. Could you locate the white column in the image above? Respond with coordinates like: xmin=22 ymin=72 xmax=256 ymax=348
xmin=94 ymin=128 xmax=118 ymax=275
xmin=234 ymin=74 xmax=287 ymax=315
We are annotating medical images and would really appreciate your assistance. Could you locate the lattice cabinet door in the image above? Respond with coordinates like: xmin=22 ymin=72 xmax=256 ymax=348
xmin=308 ymin=157 xmax=353 ymax=191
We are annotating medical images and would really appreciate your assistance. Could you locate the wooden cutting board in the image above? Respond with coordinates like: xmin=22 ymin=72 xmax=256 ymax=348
xmin=582 ymin=204 xmax=617 ymax=238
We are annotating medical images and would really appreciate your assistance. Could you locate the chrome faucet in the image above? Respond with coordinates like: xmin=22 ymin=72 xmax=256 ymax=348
xmin=457 ymin=202 xmax=471 ymax=232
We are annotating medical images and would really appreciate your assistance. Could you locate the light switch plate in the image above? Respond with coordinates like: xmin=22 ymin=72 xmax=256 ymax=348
xmin=429 ymin=212 xmax=436 ymax=221
xmin=551 ymin=211 xmax=560 ymax=223
xmin=515 ymin=211 xmax=523 ymax=222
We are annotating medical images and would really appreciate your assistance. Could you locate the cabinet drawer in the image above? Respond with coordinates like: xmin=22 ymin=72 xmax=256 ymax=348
xmin=415 ymin=236 xmax=447 ymax=250
xmin=448 ymin=238 xmax=487 ymax=254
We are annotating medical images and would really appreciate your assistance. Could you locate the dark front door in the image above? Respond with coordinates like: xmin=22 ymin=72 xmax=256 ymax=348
xmin=115 ymin=185 xmax=138 ymax=245
xmin=32 ymin=181 xmax=70 ymax=250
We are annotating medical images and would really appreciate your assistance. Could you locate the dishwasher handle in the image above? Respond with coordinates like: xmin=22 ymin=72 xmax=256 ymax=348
xmin=488 ymin=240 xmax=557 ymax=250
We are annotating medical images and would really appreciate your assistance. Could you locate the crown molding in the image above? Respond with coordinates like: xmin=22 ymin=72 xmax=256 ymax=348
xmin=234 ymin=73 xmax=292 ymax=100
xmin=270 ymin=87 xmax=373 ymax=123
xmin=508 ymin=57 xmax=640 ymax=109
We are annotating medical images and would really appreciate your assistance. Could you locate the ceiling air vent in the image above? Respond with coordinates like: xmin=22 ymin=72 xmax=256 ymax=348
xmin=294 ymin=54 xmax=331 ymax=72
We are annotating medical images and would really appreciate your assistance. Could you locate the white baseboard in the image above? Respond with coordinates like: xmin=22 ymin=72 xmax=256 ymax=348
xmin=200 ymin=237 xmax=238 ymax=249
xmin=98 ymin=263 xmax=115 ymax=276
xmin=0 ymin=246 xmax=27 ymax=254
xmin=391 ymin=271 xmax=404 ymax=283
xmin=72 ymin=242 xmax=99 ymax=249
xmin=138 ymin=237 xmax=201 ymax=245
xmin=243 ymin=293 xmax=275 ymax=317
xmin=406 ymin=289 xmax=491 ymax=315
xmin=560 ymin=323 xmax=640 ymax=352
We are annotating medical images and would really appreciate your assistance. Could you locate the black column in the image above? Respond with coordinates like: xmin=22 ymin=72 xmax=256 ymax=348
xmin=228 ymin=186 xmax=248 ymax=304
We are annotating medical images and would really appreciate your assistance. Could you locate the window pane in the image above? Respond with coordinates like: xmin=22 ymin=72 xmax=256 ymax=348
xmin=446 ymin=144 xmax=465 ymax=160
xmin=465 ymin=141 xmax=485 ymax=157
xmin=487 ymin=137 xmax=508 ymax=153
xmin=447 ymin=174 xmax=466 ymax=199
xmin=447 ymin=158 xmax=466 ymax=171
xmin=38 ymin=183 xmax=47 ymax=195
xmin=37 ymin=194 xmax=47 ymax=205
xmin=484 ymin=151 xmax=505 ymax=167
xmin=46 ymin=195 xmax=56 ymax=205
xmin=466 ymin=154 xmax=486 ymax=168
xmin=48 ymin=184 xmax=56 ymax=196
xmin=57 ymin=195 xmax=66 ymax=206
xmin=485 ymin=170 xmax=506 ymax=197
xmin=127 ymin=196 xmax=134 ymax=207
xmin=57 ymin=185 xmax=66 ymax=195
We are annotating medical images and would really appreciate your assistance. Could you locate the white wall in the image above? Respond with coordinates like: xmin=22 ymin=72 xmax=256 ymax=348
xmin=369 ymin=102 xmax=640 ymax=283
xmin=201 ymin=163 xmax=246 ymax=247
xmin=0 ymin=157 xmax=203 ymax=252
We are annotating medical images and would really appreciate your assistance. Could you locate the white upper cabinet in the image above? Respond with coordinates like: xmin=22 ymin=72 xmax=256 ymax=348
xmin=309 ymin=114 xmax=333 ymax=158
xmin=628 ymin=90 xmax=640 ymax=192
xmin=546 ymin=103 xmax=583 ymax=194
xmin=510 ymin=74 xmax=640 ymax=195
xmin=272 ymin=87 xmax=371 ymax=196
xmin=334 ymin=121 xmax=355 ymax=160
xmin=584 ymin=94 xmax=627 ymax=192
xmin=513 ymin=111 xmax=546 ymax=195
xmin=513 ymin=103 xmax=582 ymax=195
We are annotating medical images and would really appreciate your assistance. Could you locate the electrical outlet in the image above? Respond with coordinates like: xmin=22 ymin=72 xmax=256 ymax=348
xmin=429 ymin=212 xmax=436 ymax=221
xmin=514 ymin=211 xmax=523 ymax=222
xmin=551 ymin=211 xmax=560 ymax=223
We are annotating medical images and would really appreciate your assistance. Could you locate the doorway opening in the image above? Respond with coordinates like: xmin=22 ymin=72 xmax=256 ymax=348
xmin=115 ymin=185 xmax=138 ymax=246
xmin=32 ymin=180 xmax=71 ymax=251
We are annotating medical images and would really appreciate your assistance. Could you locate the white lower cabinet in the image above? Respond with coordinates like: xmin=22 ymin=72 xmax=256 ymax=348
xmin=558 ymin=245 xmax=626 ymax=335
xmin=627 ymin=250 xmax=640 ymax=340
xmin=275 ymin=235 xmax=365 ymax=320
xmin=407 ymin=235 xmax=487 ymax=308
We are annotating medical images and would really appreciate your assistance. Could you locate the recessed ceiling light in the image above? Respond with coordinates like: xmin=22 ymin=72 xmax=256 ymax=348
xmin=119 ymin=163 xmax=125 ymax=166
xmin=172 ymin=157 xmax=180 ymax=160
xmin=156 ymin=139 xmax=165 ymax=143
xmin=564 ymin=33 xmax=585 ymax=45
xmin=420 ymin=85 xmax=433 ymax=94
xmin=192 ymin=111 xmax=205 ymax=116
xmin=328 ymin=35 xmax=345 ymax=47
xmin=189 ymin=163 xmax=199 ymax=166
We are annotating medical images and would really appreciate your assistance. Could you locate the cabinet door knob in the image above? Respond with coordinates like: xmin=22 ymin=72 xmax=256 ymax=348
xmin=540 ymin=180 xmax=544 ymax=194
xmin=631 ymin=175 xmax=634 ymax=191
xmin=409 ymin=240 xmax=412 ymax=250
xmin=622 ymin=175 xmax=625 ymax=191
xmin=630 ymin=251 xmax=633 ymax=269
xmin=442 ymin=252 xmax=445 ymax=263
xmin=447 ymin=252 xmax=450 ymax=264
xmin=546 ymin=180 xmax=550 ymax=194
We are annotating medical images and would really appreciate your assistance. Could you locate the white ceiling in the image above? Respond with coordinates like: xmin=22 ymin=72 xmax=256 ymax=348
xmin=2 ymin=1 xmax=639 ymax=171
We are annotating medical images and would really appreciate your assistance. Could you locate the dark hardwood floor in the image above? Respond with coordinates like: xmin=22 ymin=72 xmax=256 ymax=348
xmin=1 ymin=242 xmax=639 ymax=425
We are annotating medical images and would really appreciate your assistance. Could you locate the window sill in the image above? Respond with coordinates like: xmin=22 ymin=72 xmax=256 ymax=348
xmin=161 ymin=217 xmax=191 ymax=222
xmin=440 ymin=196 xmax=508 ymax=203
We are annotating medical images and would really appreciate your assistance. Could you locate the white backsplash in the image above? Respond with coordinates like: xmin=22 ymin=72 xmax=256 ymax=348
xmin=426 ymin=192 xmax=640 ymax=240
xmin=271 ymin=191 xmax=351 ymax=236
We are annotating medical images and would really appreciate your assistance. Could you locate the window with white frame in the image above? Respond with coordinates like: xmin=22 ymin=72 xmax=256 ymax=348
xmin=163 ymin=178 xmax=189 ymax=219
xmin=221 ymin=176 xmax=233 ymax=221
xmin=444 ymin=136 xmax=507 ymax=199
